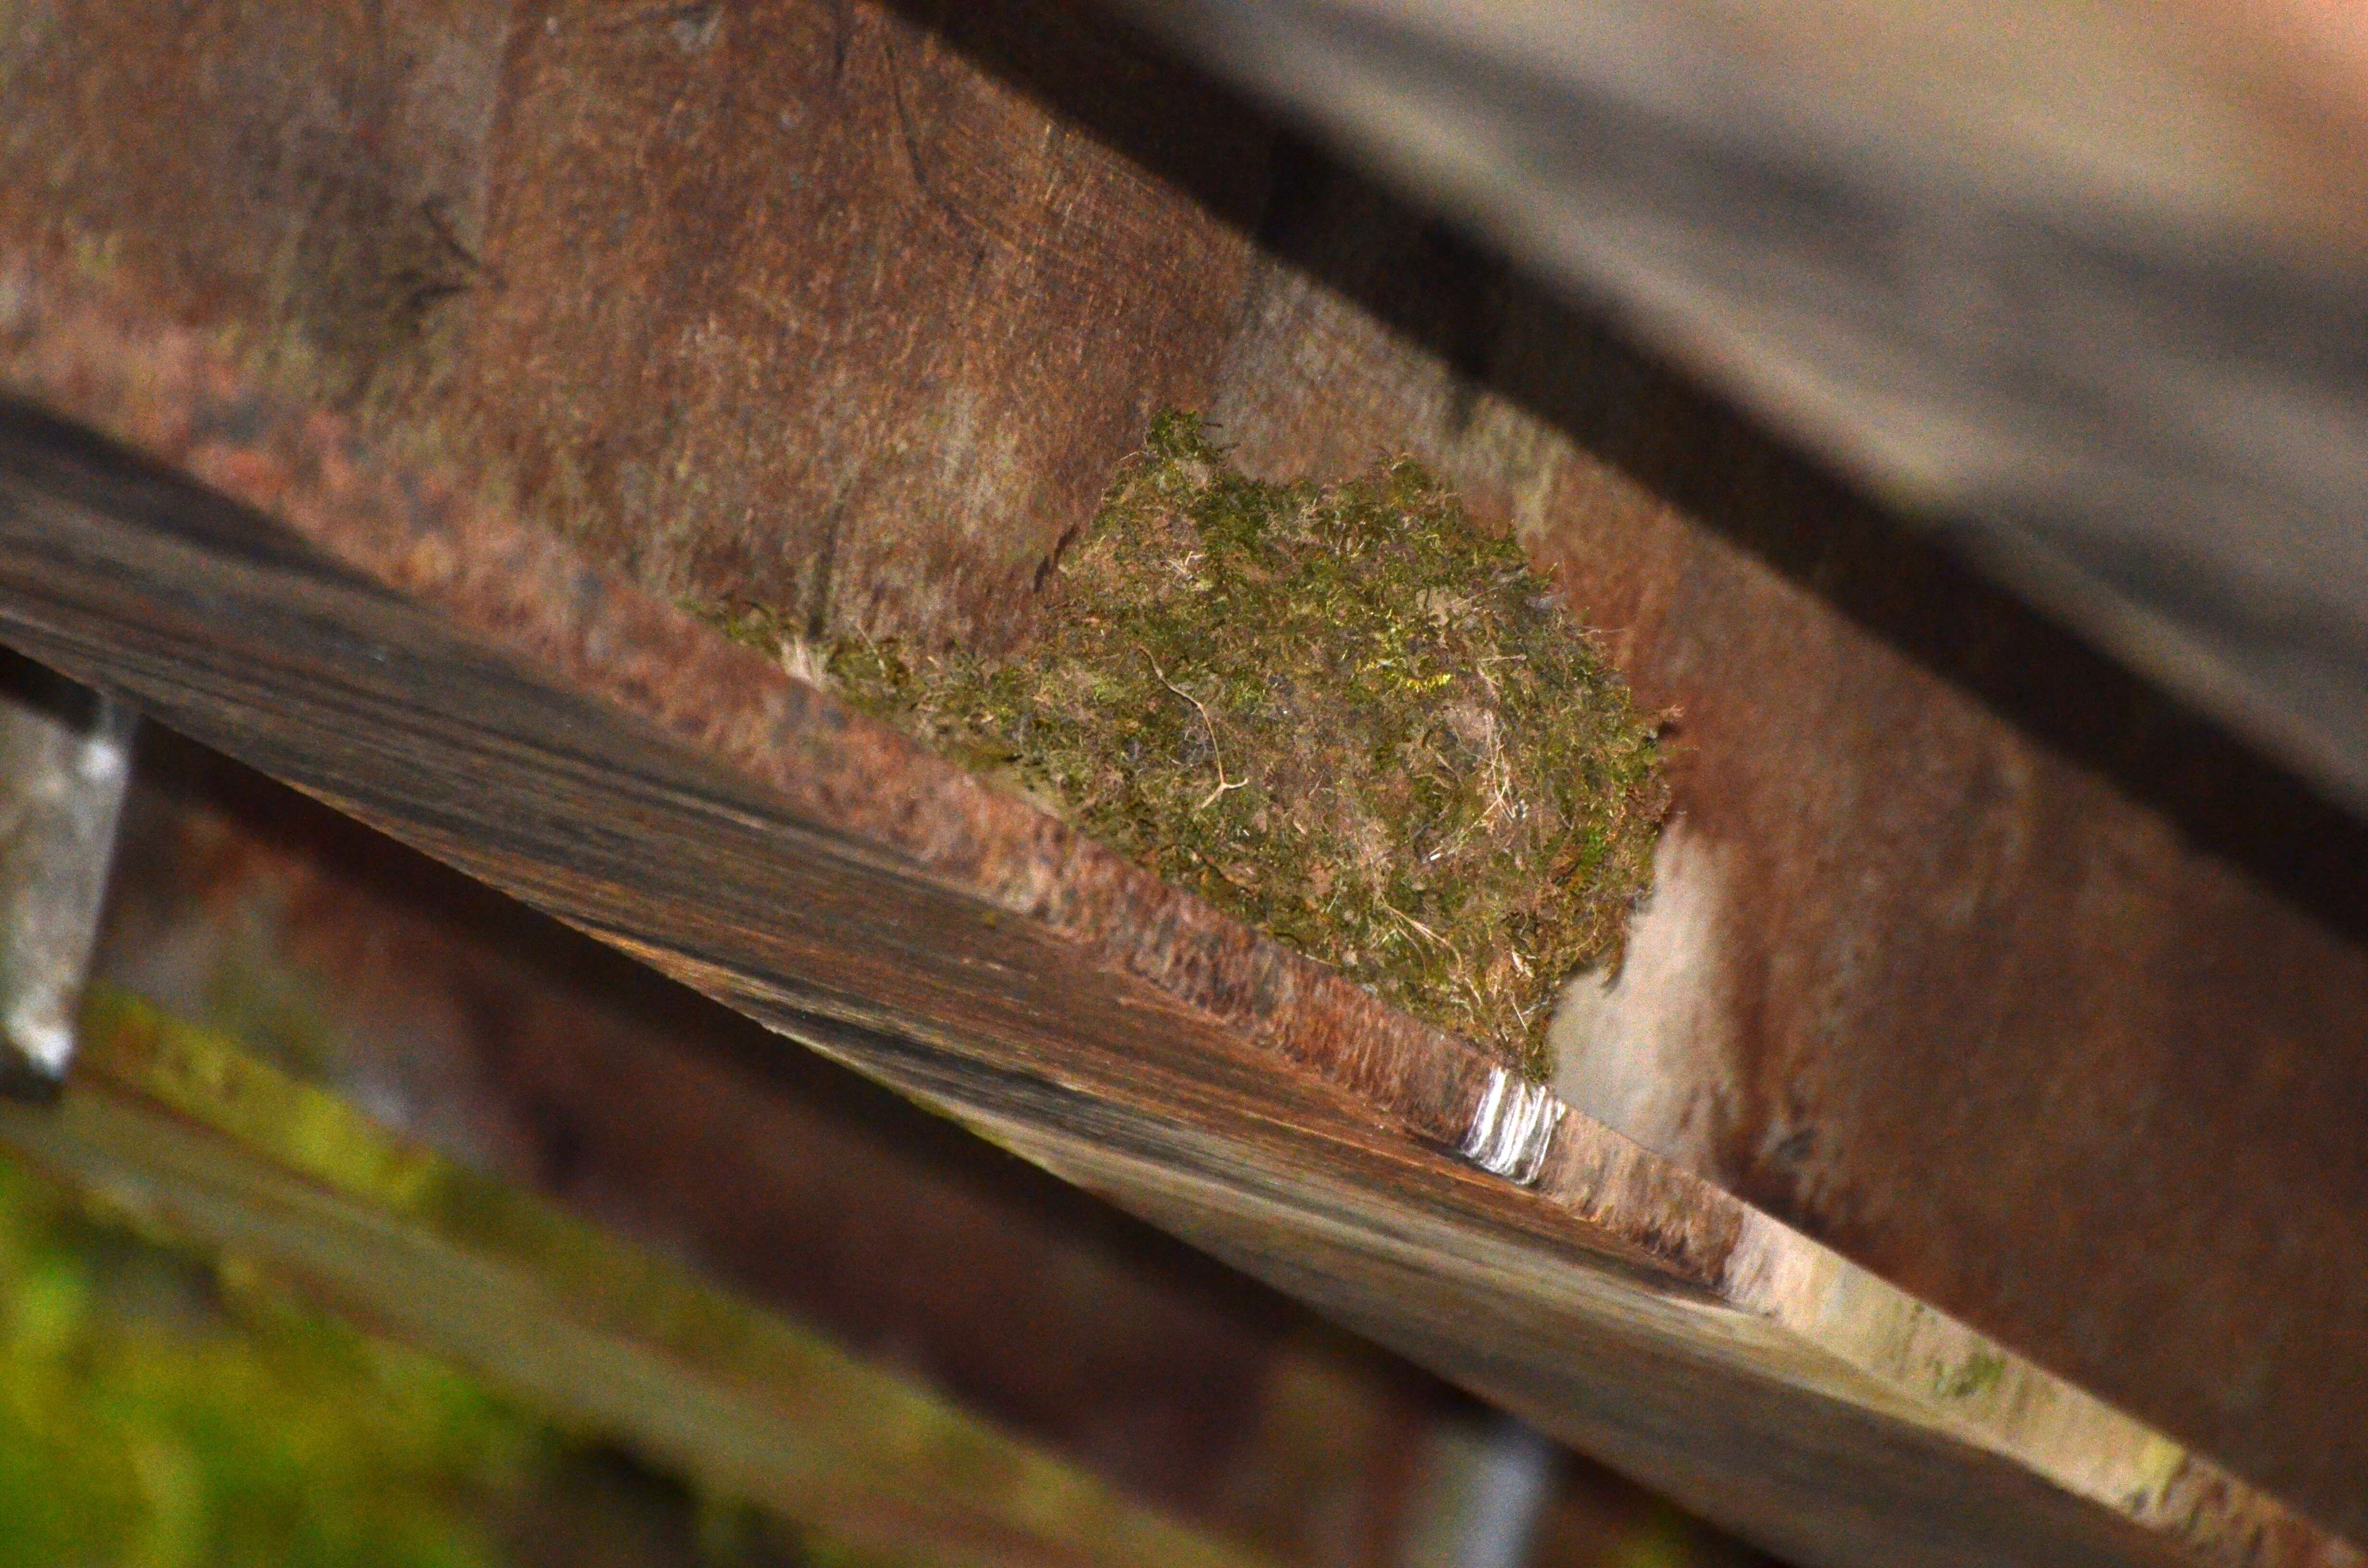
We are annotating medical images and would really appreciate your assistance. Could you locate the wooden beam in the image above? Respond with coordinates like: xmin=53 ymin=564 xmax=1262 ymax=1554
xmin=0 ymin=262 xmax=2352 ymax=1568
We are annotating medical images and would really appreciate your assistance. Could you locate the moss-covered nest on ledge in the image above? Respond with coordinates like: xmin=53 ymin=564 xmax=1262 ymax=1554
xmin=698 ymin=414 xmax=1665 ymax=1079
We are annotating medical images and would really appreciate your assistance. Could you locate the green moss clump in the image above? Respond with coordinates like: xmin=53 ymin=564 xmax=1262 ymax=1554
xmin=1938 ymin=1348 xmax=2007 ymax=1401
xmin=701 ymin=414 xmax=1665 ymax=1078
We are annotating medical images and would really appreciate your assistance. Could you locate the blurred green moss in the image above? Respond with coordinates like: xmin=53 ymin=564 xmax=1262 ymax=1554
xmin=698 ymin=414 xmax=1665 ymax=1077
xmin=0 ymin=1152 xmax=546 ymax=1568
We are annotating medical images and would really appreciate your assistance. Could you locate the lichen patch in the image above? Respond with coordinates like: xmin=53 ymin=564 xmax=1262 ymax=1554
xmin=697 ymin=414 xmax=1665 ymax=1078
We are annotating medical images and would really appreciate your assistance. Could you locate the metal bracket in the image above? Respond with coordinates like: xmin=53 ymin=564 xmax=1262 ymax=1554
xmin=1458 ymin=1066 xmax=1565 ymax=1187
xmin=0 ymin=662 xmax=134 ymax=1097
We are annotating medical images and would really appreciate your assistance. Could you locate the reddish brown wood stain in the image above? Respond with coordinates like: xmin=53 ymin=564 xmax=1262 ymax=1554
xmin=467 ymin=0 xmax=1268 ymax=643
xmin=1204 ymin=235 xmax=2368 ymax=1541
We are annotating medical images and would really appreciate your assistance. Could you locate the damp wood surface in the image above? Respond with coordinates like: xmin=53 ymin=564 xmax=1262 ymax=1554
xmin=5 ymin=0 xmax=2368 ymax=1556
xmin=0 ymin=278 xmax=2355 ymax=1568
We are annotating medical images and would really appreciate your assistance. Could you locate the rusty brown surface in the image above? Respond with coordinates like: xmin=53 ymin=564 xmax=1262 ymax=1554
xmin=1 ymin=0 xmax=2364 ymax=1558
xmin=469 ymin=0 xmax=1269 ymax=645
xmin=94 ymin=727 xmax=1763 ymax=1568
xmin=91 ymin=729 xmax=1475 ymax=1568
xmin=0 ymin=256 xmax=1517 ymax=1226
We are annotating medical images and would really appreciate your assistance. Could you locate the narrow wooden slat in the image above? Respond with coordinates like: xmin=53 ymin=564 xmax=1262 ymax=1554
xmin=0 ymin=266 xmax=2355 ymax=1568
xmin=0 ymin=986 xmax=1269 ymax=1568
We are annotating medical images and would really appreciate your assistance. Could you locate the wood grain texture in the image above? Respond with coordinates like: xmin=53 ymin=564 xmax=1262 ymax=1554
xmin=465 ymin=0 xmax=1270 ymax=643
xmin=0 ymin=263 xmax=2354 ymax=1568
xmin=0 ymin=0 xmax=1265 ymax=652
xmin=7 ymin=0 xmax=2366 ymax=1544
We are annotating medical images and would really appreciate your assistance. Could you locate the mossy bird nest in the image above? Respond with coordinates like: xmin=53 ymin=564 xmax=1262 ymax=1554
xmin=703 ymin=415 xmax=1664 ymax=1079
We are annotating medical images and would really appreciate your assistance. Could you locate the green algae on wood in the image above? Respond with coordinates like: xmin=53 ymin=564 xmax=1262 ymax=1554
xmin=699 ymin=414 xmax=1664 ymax=1079
xmin=0 ymin=1096 xmax=542 ymax=1568
xmin=0 ymin=985 xmax=1269 ymax=1568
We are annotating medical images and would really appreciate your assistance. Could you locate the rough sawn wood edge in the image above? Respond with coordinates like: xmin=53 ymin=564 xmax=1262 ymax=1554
xmin=0 ymin=255 xmax=2353 ymax=1568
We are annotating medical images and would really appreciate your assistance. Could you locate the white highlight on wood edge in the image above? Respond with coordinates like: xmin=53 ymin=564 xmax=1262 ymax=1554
xmin=1460 ymin=1066 xmax=1565 ymax=1186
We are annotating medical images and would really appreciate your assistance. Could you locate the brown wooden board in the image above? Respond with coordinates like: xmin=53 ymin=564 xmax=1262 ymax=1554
xmin=1197 ymin=213 xmax=2368 ymax=1542
xmin=0 ymin=265 xmax=2354 ymax=1568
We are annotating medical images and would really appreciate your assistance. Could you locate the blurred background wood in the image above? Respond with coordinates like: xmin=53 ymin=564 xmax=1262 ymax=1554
xmin=0 ymin=985 xmax=1271 ymax=1568
xmin=1116 ymin=0 xmax=2368 ymax=814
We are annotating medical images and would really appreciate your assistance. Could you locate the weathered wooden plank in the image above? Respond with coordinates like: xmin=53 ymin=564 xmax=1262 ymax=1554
xmin=0 ymin=0 xmax=1265 ymax=656
xmin=0 ymin=985 xmax=1270 ymax=1568
xmin=1200 ymin=208 xmax=2368 ymax=1541
xmin=0 ymin=264 xmax=2352 ymax=1568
